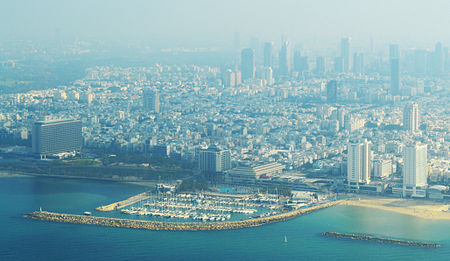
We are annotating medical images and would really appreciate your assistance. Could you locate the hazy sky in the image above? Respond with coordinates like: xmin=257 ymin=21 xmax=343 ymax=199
xmin=1 ymin=0 xmax=449 ymax=49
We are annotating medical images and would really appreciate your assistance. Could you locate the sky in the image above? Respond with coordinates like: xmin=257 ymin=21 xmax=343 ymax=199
xmin=1 ymin=0 xmax=449 ymax=49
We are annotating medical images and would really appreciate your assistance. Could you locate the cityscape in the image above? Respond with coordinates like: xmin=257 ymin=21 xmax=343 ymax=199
xmin=0 ymin=0 xmax=449 ymax=260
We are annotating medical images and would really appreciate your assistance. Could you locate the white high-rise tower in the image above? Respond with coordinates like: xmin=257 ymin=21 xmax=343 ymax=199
xmin=403 ymin=143 xmax=427 ymax=197
xmin=347 ymin=139 xmax=371 ymax=190
xmin=403 ymin=102 xmax=419 ymax=132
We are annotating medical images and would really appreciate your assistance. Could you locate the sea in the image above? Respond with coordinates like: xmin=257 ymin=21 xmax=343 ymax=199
xmin=1 ymin=176 xmax=449 ymax=261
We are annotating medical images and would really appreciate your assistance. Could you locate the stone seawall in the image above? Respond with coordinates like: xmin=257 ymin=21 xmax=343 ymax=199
xmin=95 ymin=192 xmax=150 ymax=212
xmin=322 ymin=232 xmax=441 ymax=248
xmin=24 ymin=200 xmax=343 ymax=231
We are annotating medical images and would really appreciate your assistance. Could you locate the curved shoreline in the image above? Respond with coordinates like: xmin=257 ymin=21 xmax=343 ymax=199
xmin=24 ymin=200 xmax=343 ymax=231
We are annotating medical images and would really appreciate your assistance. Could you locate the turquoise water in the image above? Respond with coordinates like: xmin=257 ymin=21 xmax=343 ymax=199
xmin=1 ymin=177 xmax=450 ymax=260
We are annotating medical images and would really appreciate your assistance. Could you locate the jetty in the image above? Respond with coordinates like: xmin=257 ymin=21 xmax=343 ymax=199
xmin=95 ymin=192 xmax=151 ymax=211
xmin=24 ymin=200 xmax=342 ymax=231
xmin=322 ymin=232 xmax=440 ymax=248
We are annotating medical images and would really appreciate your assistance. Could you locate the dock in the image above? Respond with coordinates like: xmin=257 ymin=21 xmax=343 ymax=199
xmin=24 ymin=200 xmax=342 ymax=231
xmin=95 ymin=192 xmax=151 ymax=211
xmin=322 ymin=232 xmax=441 ymax=248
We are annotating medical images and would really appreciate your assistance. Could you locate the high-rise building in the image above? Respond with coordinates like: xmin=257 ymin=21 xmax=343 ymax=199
xmin=263 ymin=42 xmax=274 ymax=68
xmin=334 ymin=57 xmax=344 ymax=73
xmin=241 ymin=48 xmax=255 ymax=81
xmin=143 ymin=89 xmax=160 ymax=113
xmin=223 ymin=69 xmax=236 ymax=87
xmin=341 ymin=37 xmax=351 ymax=72
xmin=32 ymin=119 xmax=82 ymax=157
xmin=403 ymin=143 xmax=427 ymax=197
xmin=430 ymin=42 xmax=444 ymax=76
xmin=347 ymin=139 xmax=371 ymax=190
xmin=353 ymin=53 xmax=364 ymax=75
xmin=199 ymin=147 xmax=231 ymax=173
xmin=326 ymin=80 xmax=337 ymax=103
xmin=390 ymin=44 xmax=400 ymax=95
xmin=403 ymin=102 xmax=419 ymax=132
xmin=279 ymin=41 xmax=291 ymax=76
xmin=315 ymin=56 xmax=326 ymax=74
xmin=413 ymin=49 xmax=427 ymax=76
xmin=293 ymin=52 xmax=308 ymax=72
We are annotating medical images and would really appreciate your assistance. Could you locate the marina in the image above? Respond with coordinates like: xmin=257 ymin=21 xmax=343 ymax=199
xmin=116 ymin=191 xmax=290 ymax=222
xmin=23 ymin=200 xmax=342 ymax=231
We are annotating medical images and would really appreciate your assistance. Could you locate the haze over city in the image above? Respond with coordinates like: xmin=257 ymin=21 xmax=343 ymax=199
xmin=0 ymin=1 xmax=449 ymax=260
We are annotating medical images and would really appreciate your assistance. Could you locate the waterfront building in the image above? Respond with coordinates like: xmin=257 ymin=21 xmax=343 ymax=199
xmin=403 ymin=102 xmax=419 ymax=132
xmin=347 ymin=139 xmax=371 ymax=190
xmin=32 ymin=119 xmax=82 ymax=157
xmin=143 ymin=89 xmax=160 ymax=113
xmin=403 ymin=143 xmax=428 ymax=197
xmin=241 ymin=48 xmax=255 ymax=81
xmin=199 ymin=146 xmax=231 ymax=173
xmin=225 ymin=162 xmax=285 ymax=185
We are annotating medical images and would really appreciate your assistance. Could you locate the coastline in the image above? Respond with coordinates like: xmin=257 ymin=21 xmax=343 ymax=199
xmin=343 ymin=198 xmax=450 ymax=220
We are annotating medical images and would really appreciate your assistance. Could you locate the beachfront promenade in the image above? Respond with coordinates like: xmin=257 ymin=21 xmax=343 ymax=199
xmin=24 ymin=200 xmax=343 ymax=231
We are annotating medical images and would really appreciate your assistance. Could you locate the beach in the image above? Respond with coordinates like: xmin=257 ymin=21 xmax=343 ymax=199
xmin=344 ymin=197 xmax=450 ymax=220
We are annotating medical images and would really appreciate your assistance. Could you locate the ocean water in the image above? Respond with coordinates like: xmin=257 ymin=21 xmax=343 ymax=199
xmin=1 ymin=177 xmax=449 ymax=261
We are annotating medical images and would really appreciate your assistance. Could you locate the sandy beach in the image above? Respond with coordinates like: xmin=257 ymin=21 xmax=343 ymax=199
xmin=0 ymin=172 xmax=32 ymax=178
xmin=344 ymin=197 xmax=450 ymax=220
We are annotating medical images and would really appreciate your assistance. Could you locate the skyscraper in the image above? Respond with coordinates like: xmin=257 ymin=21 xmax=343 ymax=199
xmin=241 ymin=48 xmax=255 ymax=81
xmin=263 ymin=42 xmax=273 ymax=68
xmin=403 ymin=143 xmax=427 ymax=197
xmin=32 ymin=119 xmax=82 ymax=157
xmin=279 ymin=41 xmax=291 ymax=76
xmin=341 ymin=37 xmax=351 ymax=72
xmin=326 ymin=80 xmax=337 ymax=103
xmin=143 ymin=89 xmax=160 ymax=113
xmin=223 ymin=69 xmax=236 ymax=87
xmin=390 ymin=44 xmax=400 ymax=95
xmin=347 ymin=139 xmax=371 ymax=190
xmin=352 ymin=53 xmax=364 ymax=75
xmin=293 ymin=52 xmax=308 ymax=72
xmin=430 ymin=42 xmax=444 ymax=76
xmin=403 ymin=102 xmax=419 ymax=132
xmin=315 ymin=56 xmax=326 ymax=74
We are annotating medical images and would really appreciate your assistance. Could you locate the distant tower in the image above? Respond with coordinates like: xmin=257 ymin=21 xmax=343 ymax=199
xmin=223 ymin=69 xmax=236 ymax=87
xmin=431 ymin=42 xmax=444 ymax=76
xmin=143 ymin=89 xmax=160 ymax=113
xmin=403 ymin=143 xmax=427 ymax=197
xmin=403 ymin=102 xmax=419 ymax=132
xmin=233 ymin=32 xmax=240 ymax=51
xmin=315 ymin=56 xmax=326 ymax=74
xmin=347 ymin=139 xmax=371 ymax=190
xmin=263 ymin=42 xmax=274 ymax=68
xmin=241 ymin=48 xmax=255 ymax=81
xmin=334 ymin=57 xmax=344 ymax=73
xmin=390 ymin=44 xmax=400 ymax=95
xmin=279 ymin=41 xmax=291 ymax=76
xmin=341 ymin=37 xmax=351 ymax=72
xmin=293 ymin=52 xmax=308 ymax=72
xmin=353 ymin=53 xmax=364 ymax=75
xmin=326 ymin=80 xmax=337 ymax=103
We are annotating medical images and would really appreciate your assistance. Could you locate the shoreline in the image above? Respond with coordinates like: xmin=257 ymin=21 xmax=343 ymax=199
xmin=343 ymin=198 xmax=450 ymax=220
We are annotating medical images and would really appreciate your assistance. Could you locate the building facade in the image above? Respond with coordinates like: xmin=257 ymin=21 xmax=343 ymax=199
xmin=403 ymin=143 xmax=427 ymax=197
xmin=32 ymin=119 xmax=82 ymax=157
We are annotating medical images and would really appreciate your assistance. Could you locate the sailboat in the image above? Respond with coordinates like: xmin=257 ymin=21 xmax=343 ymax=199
xmin=284 ymin=235 xmax=288 ymax=243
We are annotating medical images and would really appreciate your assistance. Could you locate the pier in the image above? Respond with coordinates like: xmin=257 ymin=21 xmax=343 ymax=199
xmin=95 ymin=192 xmax=151 ymax=211
xmin=322 ymin=232 xmax=441 ymax=248
xmin=24 ymin=200 xmax=342 ymax=231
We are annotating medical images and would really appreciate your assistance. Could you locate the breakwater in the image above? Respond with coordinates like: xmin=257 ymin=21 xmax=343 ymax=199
xmin=24 ymin=200 xmax=342 ymax=231
xmin=322 ymin=232 xmax=441 ymax=248
xmin=95 ymin=192 xmax=151 ymax=211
